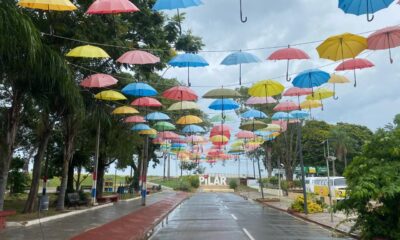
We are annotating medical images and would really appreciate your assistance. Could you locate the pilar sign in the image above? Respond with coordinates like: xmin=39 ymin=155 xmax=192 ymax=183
xmin=199 ymin=175 xmax=227 ymax=186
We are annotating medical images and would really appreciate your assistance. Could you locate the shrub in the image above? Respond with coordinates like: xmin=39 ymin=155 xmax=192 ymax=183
xmin=180 ymin=176 xmax=200 ymax=188
xmin=174 ymin=181 xmax=192 ymax=192
xmin=290 ymin=195 xmax=323 ymax=214
xmin=229 ymin=179 xmax=238 ymax=189
xmin=268 ymin=176 xmax=279 ymax=186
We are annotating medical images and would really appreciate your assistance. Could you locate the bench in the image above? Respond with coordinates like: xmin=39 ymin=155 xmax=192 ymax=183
xmin=67 ymin=192 xmax=89 ymax=209
xmin=97 ymin=194 xmax=118 ymax=204
xmin=0 ymin=210 xmax=16 ymax=230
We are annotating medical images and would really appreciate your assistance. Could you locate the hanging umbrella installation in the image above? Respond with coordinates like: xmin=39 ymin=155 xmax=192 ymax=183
xmin=168 ymin=53 xmax=209 ymax=86
xmin=86 ymin=0 xmax=140 ymax=14
xmin=368 ymin=26 xmax=400 ymax=63
xmin=182 ymin=124 xmax=205 ymax=134
xmin=335 ymin=58 xmax=374 ymax=87
xmin=210 ymin=124 xmax=232 ymax=138
xmin=338 ymin=0 xmax=394 ymax=21
xmin=95 ymin=90 xmax=127 ymax=101
xmin=66 ymin=45 xmax=110 ymax=58
xmin=246 ymin=96 xmax=277 ymax=105
xmin=328 ymin=74 xmax=350 ymax=99
xmin=163 ymin=86 xmax=198 ymax=101
xmin=117 ymin=50 xmax=160 ymax=64
xmin=220 ymin=51 xmax=261 ymax=85
xmin=248 ymin=80 xmax=285 ymax=112
xmin=145 ymin=112 xmax=170 ymax=121
xmin=210 ymin=114 xmax=235 ymax=123
xmin=240 ymin=120 xmax=268 ymax=131
xmin=316 ymin=33 xmax=367 ymax=61
xmin=124 ymin=115 xmax=146 ymax=123
xmin=168 ymin=101 xmax=200 ymax=111
xmin=122 ymin=82 xmax=158 ymax=97
xmin=80 ymin=74 xmax=118 ymax=88
xmin=176 ymin=115 xmax=203 ymax=125
xmin=292 ymin=69 xmax=330 ymax=94
xmin=112 ymin=106 xmax=139 ymax=115
xmin=203 ymin=88 xmax=241 ymax=99
xmin=300 ymin=100 xmax=322 ymax=117
xmin=273 ymin=101 xmax=299 ymax=112
xmin=241 ymin=109 xmax=268 ymax=119
xmin=306 ymin=88 xmax=334 ymax=110
xmin=282 ymin=87 xmax=312 ymax=104
xmin=154 ymin=121 xmax=176 ymax=132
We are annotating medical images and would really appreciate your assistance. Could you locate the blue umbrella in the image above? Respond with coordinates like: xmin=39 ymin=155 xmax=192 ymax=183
xmin=209 ymin=99 xmax=240 ymax=111
xmin=338 ymin=0 xmax=394 ymax=22
xmin=182 ymin=124 xmax=205 ymax=133
xmin=168 ymin=53 xmax=209 ymax=86
xmin=131 ymin=124 xmax=150 ymax=131
xmin=121 ymin=82 xmax=157 ymax=97
xmin=221 ymin=51 xmax=261 ymax=85
xmin=289 ymin=110 xmax=310 ymax=120
xmin=241 ymin=109 xmax=267 ymax=119
xmin=145 ymin=112 xmax=170 ymax=121
xmin=292 ymin=69 xmax=330 ymax=93
xmin=255 ymin=131 xmax=276 ymax=141
xmin=272 ymin=112 xmax=294 ymax=121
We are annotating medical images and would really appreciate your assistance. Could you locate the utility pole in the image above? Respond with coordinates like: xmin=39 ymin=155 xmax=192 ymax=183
xmin=297 ymin=120 xmax=308 ymax=214
xmin=324 ymin=139 xmax=334 ymax=223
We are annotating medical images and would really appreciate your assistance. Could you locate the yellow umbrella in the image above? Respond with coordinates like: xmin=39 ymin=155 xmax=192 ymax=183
xmin=231 ymin=140 xmax=245 ymax=147
xmin=112 ymin=106 xmax=139 ymax=115
xmin=328 ymin=74 xmax=350 ymax=100
xmin=66 ymin=45 xmax=110 ymax=58
xmin=316 ymin=33 xmax=367 ymax=61
xmin=248 ymin=80 xmax=285 ymax=97
xmin=300 ymin=100 xmax=322 ymax=109
xmin=95 ymin=90 xmax=127 ymax=101
xmin=210 ymin=135 xmax=229 ymax=143
xmin=306 ymin=88 xmax=334 ymax=100
xmin=18 ymin=0 xmax=77 ymax=11
xmin=139 ymin=128 xmax=157 ymax=135
xmin=176 ymin=115 xmax=203 ymax=125
xmin=262 ymin=124 xmax=281 ymax=132
xmin=168 ymin=101 xmax=200 ymax=111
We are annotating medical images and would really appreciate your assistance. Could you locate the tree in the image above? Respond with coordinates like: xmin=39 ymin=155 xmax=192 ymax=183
xmin=329 ymin=127 xmax=354 ymax=174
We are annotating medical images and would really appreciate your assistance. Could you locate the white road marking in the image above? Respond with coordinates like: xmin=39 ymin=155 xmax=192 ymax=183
xmin=230 ymin=214 xmax=238 ymax=220
xmin=242 ymin=228 xmax=256 ymax=240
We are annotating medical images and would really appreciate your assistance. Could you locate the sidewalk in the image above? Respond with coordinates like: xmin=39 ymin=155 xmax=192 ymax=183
xmin=238 ymin=190 xmax=357 ymax=238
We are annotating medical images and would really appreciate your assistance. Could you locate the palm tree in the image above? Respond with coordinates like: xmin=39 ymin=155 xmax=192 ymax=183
xmin=329 ymin=127 xmax=355 ymax=175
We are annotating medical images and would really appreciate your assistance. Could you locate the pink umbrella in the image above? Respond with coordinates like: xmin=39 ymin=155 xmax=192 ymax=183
xmin=86 ymin=0 xmax=140 ymax=14
xmin=246 ymin=96 xmax=277 ymax=105
xmin=117 ymin=50 xmax=160 ymax=65
xmin=157 ymin=131 xmax=180 ymax=139
xmin=283 ymin=87 xmax=312 ymax=104
xmin=131 ymin=97 xmax=162 ymax=107
xmin=273 ymin=101 xmax=299 ymax=112
xmin=162 ymin=86 xmax=198 ymax=101
xmin=368 ymin=26 xmax=400 ymax=64
xmin=124 ymin=115 xmax=146 ymax=123
xmin=171 ymin=138 xmax=187 ymax=144
xmin=235 ymin=130 xmax=255 ymax=139
xmin=272 ymin=120 xmax=287 ymax=132
xmin=335 ymin=58 xmax=374 ymax=87
xmin=210 ymin=124 xmax=232 ymax=138
xmin=80 ymin=74 xmax=118 ymax=88
xmin=267 ymin=46 xmax=310 ymax=81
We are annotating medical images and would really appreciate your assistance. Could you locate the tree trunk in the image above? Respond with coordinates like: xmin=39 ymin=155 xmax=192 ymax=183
xmin=23 ymin=113 xmax=52 ymax=213
xmin=265 ymin=145 xmax=272 ymax=178
xmin=96 ymin=158 xmax=105 ymax=198
xmin=0 ymin=91 xmax=22 ymax=211
xmin=285 ymin=165 xmax=294 ymax=181
xmin=332 ymin=159 xmax=336 ymax=177
xmin=67 ymin=161 xmax=74 ymax=192
xmin=75 ymin=166 xmax=81 ymax=191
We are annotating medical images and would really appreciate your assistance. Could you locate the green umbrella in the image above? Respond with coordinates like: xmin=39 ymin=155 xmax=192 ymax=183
xmin=153 ymin=121 xmax=176 ymax=131
xmin=210 ymin=114 xmax=235 ymax=123
xmin=168 ymin=101 xmax=200 ymax=111
xmin=239 ymin=120 xmax=268 ymax=131
xmin=202 ymin=88 xmax=241 ymax=99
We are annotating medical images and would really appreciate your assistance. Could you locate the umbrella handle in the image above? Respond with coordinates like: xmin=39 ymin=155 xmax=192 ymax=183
xmin=332 ymin=83 xmax=339 ymax=100
xmin=286 ymin=59 xmax=291 ymax=81
xmin=240 ymin=0 xmax=247 ymax=23
xmin=367 ymin=12 xmax=374 ymax=22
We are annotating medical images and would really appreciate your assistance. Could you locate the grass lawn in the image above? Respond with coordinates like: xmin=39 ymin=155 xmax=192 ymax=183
xmin=46 ymin=174 xmax=131 ymax=188
xmin=151 ymin=178 xmax=182 ymax=189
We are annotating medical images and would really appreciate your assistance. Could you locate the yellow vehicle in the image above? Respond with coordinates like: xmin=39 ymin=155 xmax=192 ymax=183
xmin=306 ymin=177 xmax=347 ymax=200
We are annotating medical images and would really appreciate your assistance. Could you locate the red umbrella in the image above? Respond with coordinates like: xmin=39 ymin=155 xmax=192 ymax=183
xmin=124 ymin=115 xmax=146 ymax=123
xmin=235 ymin=130 xmax=255 ymax=139
xmin=267 ymin=46 xmax=310 ymax=81
xmin=80 ymin=74 xmax=118 ymax=88
xmin=131 ymin=97 xmax=162 ymax=107
xmin=210 ymin=124 xmax=232 ymax=138
xmin=273 ymin=101 xmax=299 ymax=112
xmin=368 ymin=26 xmax=400 ymax=64
xmin=86 ymin=0 xmax=140 ymax=14
xmin=162 ymin=86 xmax=198 ymax=101
xmin=117 ymin=50 xmax=160 ymax=64
xmin=283 ymin=87 xmax=312 ymax=104
xmin=157 ymin=131 xmax=180 ymax=139
xmin=335 ymin=58 xmax=374 ymax=87
xmin=246 ymin=96 xmax=277 ymax=105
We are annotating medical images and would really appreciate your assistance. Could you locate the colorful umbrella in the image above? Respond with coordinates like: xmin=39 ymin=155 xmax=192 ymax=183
xmin=292 ymin=69 xmax=330 ymax=94
xmin=131 ymin=97 xmax=162 ymax=107
xmin=267 ymin=46 xmax=310 ymax=81
xmin=210 ymin=124 xmax=232 ymax=138
xmin=80 ymin=74 xmax=118 ymax=88
xmin=168 ymin=53 xmax=209 ymax=86
xmin=328 ymin=74 xmax=350 ymax=99
xmin=182 ymin=125 xmax=205 ymax=134
xmin=157 ymin=131 xmax=180 ymax=139
xmin=122 ymin=82 xmax=157 ymax=97
xmin=241 ymin=109 xmax=267 ymax=119
xmin=209 ymin=99 xmax=240 ymax=111
xmin=167 ymin=101 xmax=200 ymax=111
xmin=316 ymin=33 xmax=367 ymax=61
xmin=273 ymin=101 xmax=299 ymax=112
xmin=282 ymin=87 xmax=312 ymax=104
xmin=202 ymin=88 xmax=241 ymax=99
xmin=236 ymin=130 xmax=255 ymax=139
xmin=220 ymin=51 xmax=261 ymax=85
xmin=300 ymin=100 xmax=322 ymax=117
xmin=117 ymin=50 xmax=159 ymax=64
xmin=289 ymin=110 xmax=310 ymax=120
xmin=306 ymin=88 xmax=334 ymax=110
xmin=176 ymin=115 xmax=203 ymax=125
xmin=66 ymin=45 xmax=110 ymax=58
xmin=86 ymin=0 xmax=140 ymax=14
xmin=18 ymin=0 xmax=77 ymax=11
xmin=145 ymin=112 xmax=170 ymax=121
xmin=240 ymin=120 xmax=268 ymax=131
xmin=335 ymin=58 xmax=374 ymax=87
xmin=248 ymin=80 xmax=285 ymax=97
xmin=262 ymin=123 xmax=282 ymax=132
xmin=124 ymin=115 xmax=146 ymax=123
xmin=186 ymin=135 xmax=206 ymax=144
xmin=246 ymin=96 xmax=277 ymax=105
xmin=95 ymin=90 xmax=127 ymax=101
xmin=139 ymin=128 xmax=157 ymax=136
xmin=162 ymin=86 xmax=198 ymax=101
xmin=338 ymin=0 xmax=394 ymax=21
xmin=131 ymin=123 xmax=150 ymax=131
xmin=112 ymin=106 xmax=139 ymax=115
xmin=210 ymin=135 xmax=229 ymax=146
xmin=210 ymin=114 xmax=235 ymax=123
xmin=368 ymin=26 xmax=400 ymax=63
xmin=153 ymin=121 xmax=176 ymax=131
xmin=272 ymin=112 xmax=295 ymax=121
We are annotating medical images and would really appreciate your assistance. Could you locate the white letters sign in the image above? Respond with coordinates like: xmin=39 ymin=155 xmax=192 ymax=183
xmin=199 ymin=175 xmax=227 ymax=186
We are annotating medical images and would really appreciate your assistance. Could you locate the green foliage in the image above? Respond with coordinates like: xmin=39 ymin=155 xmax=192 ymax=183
xmin=291 ymin=195 xmax=323 ymax=214
xmin=229 ymin=179 xmax=238 ymax=190
xmin=7 ymin=158 xmax=31 ymax=194
xmin=175 ymin=181 xmax=192 ymax=192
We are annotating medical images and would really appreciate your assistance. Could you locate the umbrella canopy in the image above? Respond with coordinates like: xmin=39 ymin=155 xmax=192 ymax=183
xmin=283 ymin=87 xmax=312 ymax=97
xmin=80 ymin=74 xmax=118 ymax=88
xmin=162 ymin=86 xmax=198 ymax=101
xmin=210 ymin=135 xmax=229 ymax=145
xmin=152 ymin=0 xmax=203 ymax=10
xmin=131 ymin=123 xmax=150 ymax=131
xmin=240 ymin=120 xmax=268 ymax=131
xmin=131 ymin=97 xmax=162 ymax=107
xmin=167 ymin=101 xmax=200 ymax=111
xmin=157 ymin=131 xmax=180 ymax=139
xmin=117 ymin=50 xmax=159 ymax=64
xmin=335 ymin=58 xmax=374 ymax=87
xmin=220 ymin=51 xmax=261 ymax=85
xmin=145 ymin=112 xmax=170 ymax=121
xmin=368 ymin=25 xmax=400 ymax=63
xmin=86 ymin=0 xmax=140 ymax=14
xmin=300 ymin=100 xmax=322 ymax=110
xmin=236 ymin=130 xmax=255 ymax=139
xmin=176 ymin=115 xmax=203 ymax=125
xmin=290 ymin=110 xmax=310 ymax=120
xmin=306 ymin=88 xmax=335 ymax=100
xmin=95 ymin=90 xmax=127 ymax=101
xmin=209 ymin=99 xmax=240 ymax=111
xmin=241 ymin=109 xmax=267 ymax=119
xmin=246 ymin=96 xmax=277 ymax=105
xmin=262 ymin=124 xmax=282 ymax=132
xmin=122 ymin=82 xmax=157 ymax=97
xmin=338 ymin=0 xmax=394 ymax=21
xmin=203 ymin=88 xmax=241 ymax=99
xmin=210 ymin=124 xmax=231 ymax=138
xmin=316 ymin=33 xmax=367 ymax=61
xmin=248 ymin=80 xmax=285 ymax=97
xmin=210 ymin=114 xmax=235 ymax=123
xmin=18 ymin=0 xmax=77 ymax=11
xmin=124 ymin=115 xmax=146 ymax=123
xmin=66 ymin=45 xmax=110 ymax=58
xmin=272 ymin=112 xmax=295 ymax=121
xmin=292 ymin=69 xmax=330 ymax=90
xmin=152 ymin=137 xmax=166 ymax=145
xmin=153 ymin=121 xmax=176 ymax=131
xmin=168 ymin=53 xmax=209 ymax=86
xmin=186 ymin=135 xmax=206 ymax=144
xmin=273 ymin=101 xmax=299 ymax=112
xmin=112 ymin=106 xmax=139 ymax=115
xmin=139 ymin=128 xmax=157 ymax=135
xmin=182 ymin=124 xmax=205 ymax=134
xmin=267 ymin=46 xmax=310 ymax=81
xmin=329 ymin=74 xmax=350 ymax=99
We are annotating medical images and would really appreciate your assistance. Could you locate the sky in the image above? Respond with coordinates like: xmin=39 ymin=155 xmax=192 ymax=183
xmin=122 ymin=0 xmax=400 ymax=177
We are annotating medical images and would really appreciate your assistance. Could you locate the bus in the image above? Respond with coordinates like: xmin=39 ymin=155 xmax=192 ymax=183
xmin=305 ymin=177 xmax=347 ymax=200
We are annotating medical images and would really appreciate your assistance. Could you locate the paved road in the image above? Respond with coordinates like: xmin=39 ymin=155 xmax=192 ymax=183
xmin=150 ymin=193 xmax=352 ymax=240
xmin=0 ymin=191 xmax=175 ymax=240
